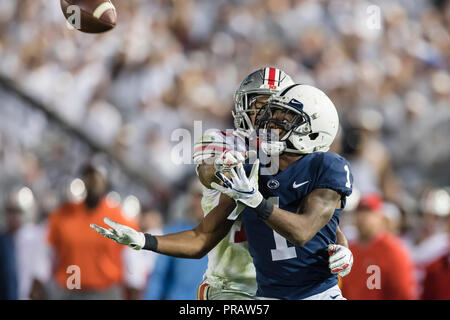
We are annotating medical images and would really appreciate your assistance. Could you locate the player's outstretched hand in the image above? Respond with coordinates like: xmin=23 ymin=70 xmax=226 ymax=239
xmin=90 ymin=217 xmax=145 ymax=250
xmin=211 ymin=159 xmax=263 ymax=208
xmin=328 ymin=244 xmax=353 ymax=277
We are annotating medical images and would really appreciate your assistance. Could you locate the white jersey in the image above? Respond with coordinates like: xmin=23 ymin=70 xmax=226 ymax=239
xmin=193 ymin=129 xmax=257 ymax=296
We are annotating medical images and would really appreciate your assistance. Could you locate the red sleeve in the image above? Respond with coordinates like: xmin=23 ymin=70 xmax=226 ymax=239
xmin=421 ymin=267 xmax=436 ymax=300
xmin=421 ymin=258 xmax=443 ymax=300
xmin=384 ymin=238 xmax=418 ymax=300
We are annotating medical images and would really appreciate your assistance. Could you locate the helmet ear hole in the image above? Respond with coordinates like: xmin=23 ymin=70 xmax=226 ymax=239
xmin=309 ymin=133 xmax=319 ymax=140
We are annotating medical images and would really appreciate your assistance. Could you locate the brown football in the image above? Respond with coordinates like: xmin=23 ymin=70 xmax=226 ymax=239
xmin=60 ymin=0 xmax=117 ymax=34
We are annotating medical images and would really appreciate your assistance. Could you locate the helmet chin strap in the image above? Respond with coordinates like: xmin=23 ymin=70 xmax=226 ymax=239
xmin=259 ymin=129 xmax=293 ymax=156
xmin=261 ymin=142 xmax=308 ymax=156
xmin=261 ymin=136 xmax=308 ymax=156
xmin=261 ymin=141 xmax=286 ymax=156
xmin=283 ymin=147 xmax=307 ymax=154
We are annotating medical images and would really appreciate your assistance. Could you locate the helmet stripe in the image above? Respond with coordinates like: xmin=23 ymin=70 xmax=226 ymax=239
xmin=268 ymin=67 xmax=276 ymax=85
xmin=280 ymin=83 xmax=301 ymax=96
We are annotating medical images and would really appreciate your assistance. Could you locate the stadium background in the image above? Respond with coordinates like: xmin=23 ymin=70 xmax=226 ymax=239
xmin=0 ymin=0 xmax=449 ymax=299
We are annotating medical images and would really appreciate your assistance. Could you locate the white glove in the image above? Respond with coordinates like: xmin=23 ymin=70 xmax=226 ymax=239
xmin=211 ymin=160 xmax=263 ymax=208
xmin=327 ymin=244 xmax=353 ymax=277
xmin=213 ymin=150 xmax=250 ymax=173
xmin=90 ymin=217 xmax=145 ymax=250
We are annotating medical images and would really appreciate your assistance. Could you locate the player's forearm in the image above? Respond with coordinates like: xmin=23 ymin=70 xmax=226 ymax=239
xmin=154 ymin=230 xmax=210 ymax=259
xmin=257 ymin=189 xmax=339 ymax=247
xmin=264 ymin=207 xmax=321 ymax=247
xmin=336 ymin=226 xmax=349 ymax=248
xmin=149 ymin=194 xmax=236 ymax=259
xmin=154 ymin=223 xmax=234 ymax=259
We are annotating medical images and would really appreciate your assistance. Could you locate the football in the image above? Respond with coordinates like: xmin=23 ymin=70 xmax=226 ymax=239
xmin=60 ymin=0 xmax=117 ymax=34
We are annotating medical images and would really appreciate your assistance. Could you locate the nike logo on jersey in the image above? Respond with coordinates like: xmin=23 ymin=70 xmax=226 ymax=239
xmin=293 ymin=181 xmax=309 ymax=189
xmin=330 ymin=294 xmax=339 ymax=299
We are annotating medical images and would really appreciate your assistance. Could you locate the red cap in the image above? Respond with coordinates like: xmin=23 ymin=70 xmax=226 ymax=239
xmin=357 ymin=193 xmax=384 ymax=212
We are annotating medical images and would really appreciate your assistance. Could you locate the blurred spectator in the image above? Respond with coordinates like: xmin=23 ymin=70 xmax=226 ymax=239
xmin=421 ymin=213 xmax=450 ymax=299
xmin=0 ymin=0 xmax=449 ymax=300
xmin=143 ymin=180 xmax=207 ymax=300
xmin=341 ymin=193 xmax=418 ymax=300
xmin=0 ymin=0 xmax=449 ymax=209
xmin=123 ymin=209 xmax=163 ymax=300
xmin=0 ymin=190 xmax=50 ymax=300
xmin=0 ymin=203 xmax=19 ymax=300
xmin=409 ymin=188 xmax=450 ymax=295
xmin=341 ymin=114 xmax=401 ymax=203
xmin=44 ymin=165 xmax=138 ymax=299
xmin=382 ymin=202 xmax=402 ymax=236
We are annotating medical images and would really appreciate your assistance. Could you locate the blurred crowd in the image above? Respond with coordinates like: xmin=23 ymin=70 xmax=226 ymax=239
xmin=0 ymin=0 xmax=449 ymax=299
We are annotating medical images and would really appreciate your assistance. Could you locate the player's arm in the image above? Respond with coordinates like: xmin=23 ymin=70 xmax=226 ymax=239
xmin=155 ymin=194 xmax=235 ymax=258
xmin=328 ymin=226 xmax=353 ymax=277
xmin=212 ymin=160 xmax=344 ymax=247
xmin=90 ymin=194 xmax=235 ymax=259
xmin=264 ymin=188 xmax=340 ymax=247
xmin=336 ymin=226 xmax=348 ymax=248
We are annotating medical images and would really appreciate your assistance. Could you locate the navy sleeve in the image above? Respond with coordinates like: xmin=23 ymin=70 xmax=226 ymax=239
xmin=315 ymin=152 xmax=353 ymax=197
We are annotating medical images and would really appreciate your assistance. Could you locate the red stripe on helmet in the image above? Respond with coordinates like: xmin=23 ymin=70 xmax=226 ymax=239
xmin=268 ymin=68 xmax=276 ymax=85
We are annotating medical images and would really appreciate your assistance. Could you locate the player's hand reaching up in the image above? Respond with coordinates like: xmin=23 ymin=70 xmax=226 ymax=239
xmin=90 ymin=218 xmax=145 ymax=250
xmin=328 ymin=244 xmax=353 ymax=277
xmin=212 ymin=160 xmax=263 ymax=208
xmin=213 ymin=150 xmax=256 ymax=173
xmin=214 ymin=150 xmax=245 ymax=173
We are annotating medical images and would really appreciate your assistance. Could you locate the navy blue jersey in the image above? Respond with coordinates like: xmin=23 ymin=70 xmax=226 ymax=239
xmin=240 ymin=152 xmax=353 ymax=299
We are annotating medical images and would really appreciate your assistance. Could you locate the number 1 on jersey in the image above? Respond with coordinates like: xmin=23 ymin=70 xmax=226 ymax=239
xmin=268 ymin=197 xmax=297 ymax=261
xmin=344 ymin=165 xmax=351 ymax=188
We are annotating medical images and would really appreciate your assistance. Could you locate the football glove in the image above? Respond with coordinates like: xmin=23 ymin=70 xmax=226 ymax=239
xmin=327 ymin=244 xmax=353 ymax=277
xmin=90 ymin=217 xmax=145 ymax=250
xmin=214 ymin=150 xmax=245 ymax=173
xmin=211 ymin=160 xmax=263 ymax=208
xmin=213 ymin=150 xmax=256 ymax=173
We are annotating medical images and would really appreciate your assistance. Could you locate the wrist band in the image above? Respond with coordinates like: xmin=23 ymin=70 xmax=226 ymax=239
xmin=254 ymin=198 xmax=274 ymax=220
xmin=143 ymin=233 xmax=158 ymax=251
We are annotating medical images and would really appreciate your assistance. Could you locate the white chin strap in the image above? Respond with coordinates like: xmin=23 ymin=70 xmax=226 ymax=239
xmin=261 ymin=141 xmax=308 ymax=156
xmin=261 ymin=141 xmax=286 ymax=156
xmin=260 ymin=129 xmax=300 ymax=156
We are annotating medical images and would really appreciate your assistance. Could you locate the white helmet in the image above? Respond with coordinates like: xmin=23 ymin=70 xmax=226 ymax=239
xmin=255 ymin=84 xmax=339 ymax=155
xmin=233 ymin=67 xmax=294 ymax=137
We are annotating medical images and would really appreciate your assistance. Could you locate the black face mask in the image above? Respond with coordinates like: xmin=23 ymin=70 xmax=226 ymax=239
xmin=85 ymin=193 xmax=101 ymax=210
xmin=255 ymin=104 xmax=306 ymax=134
